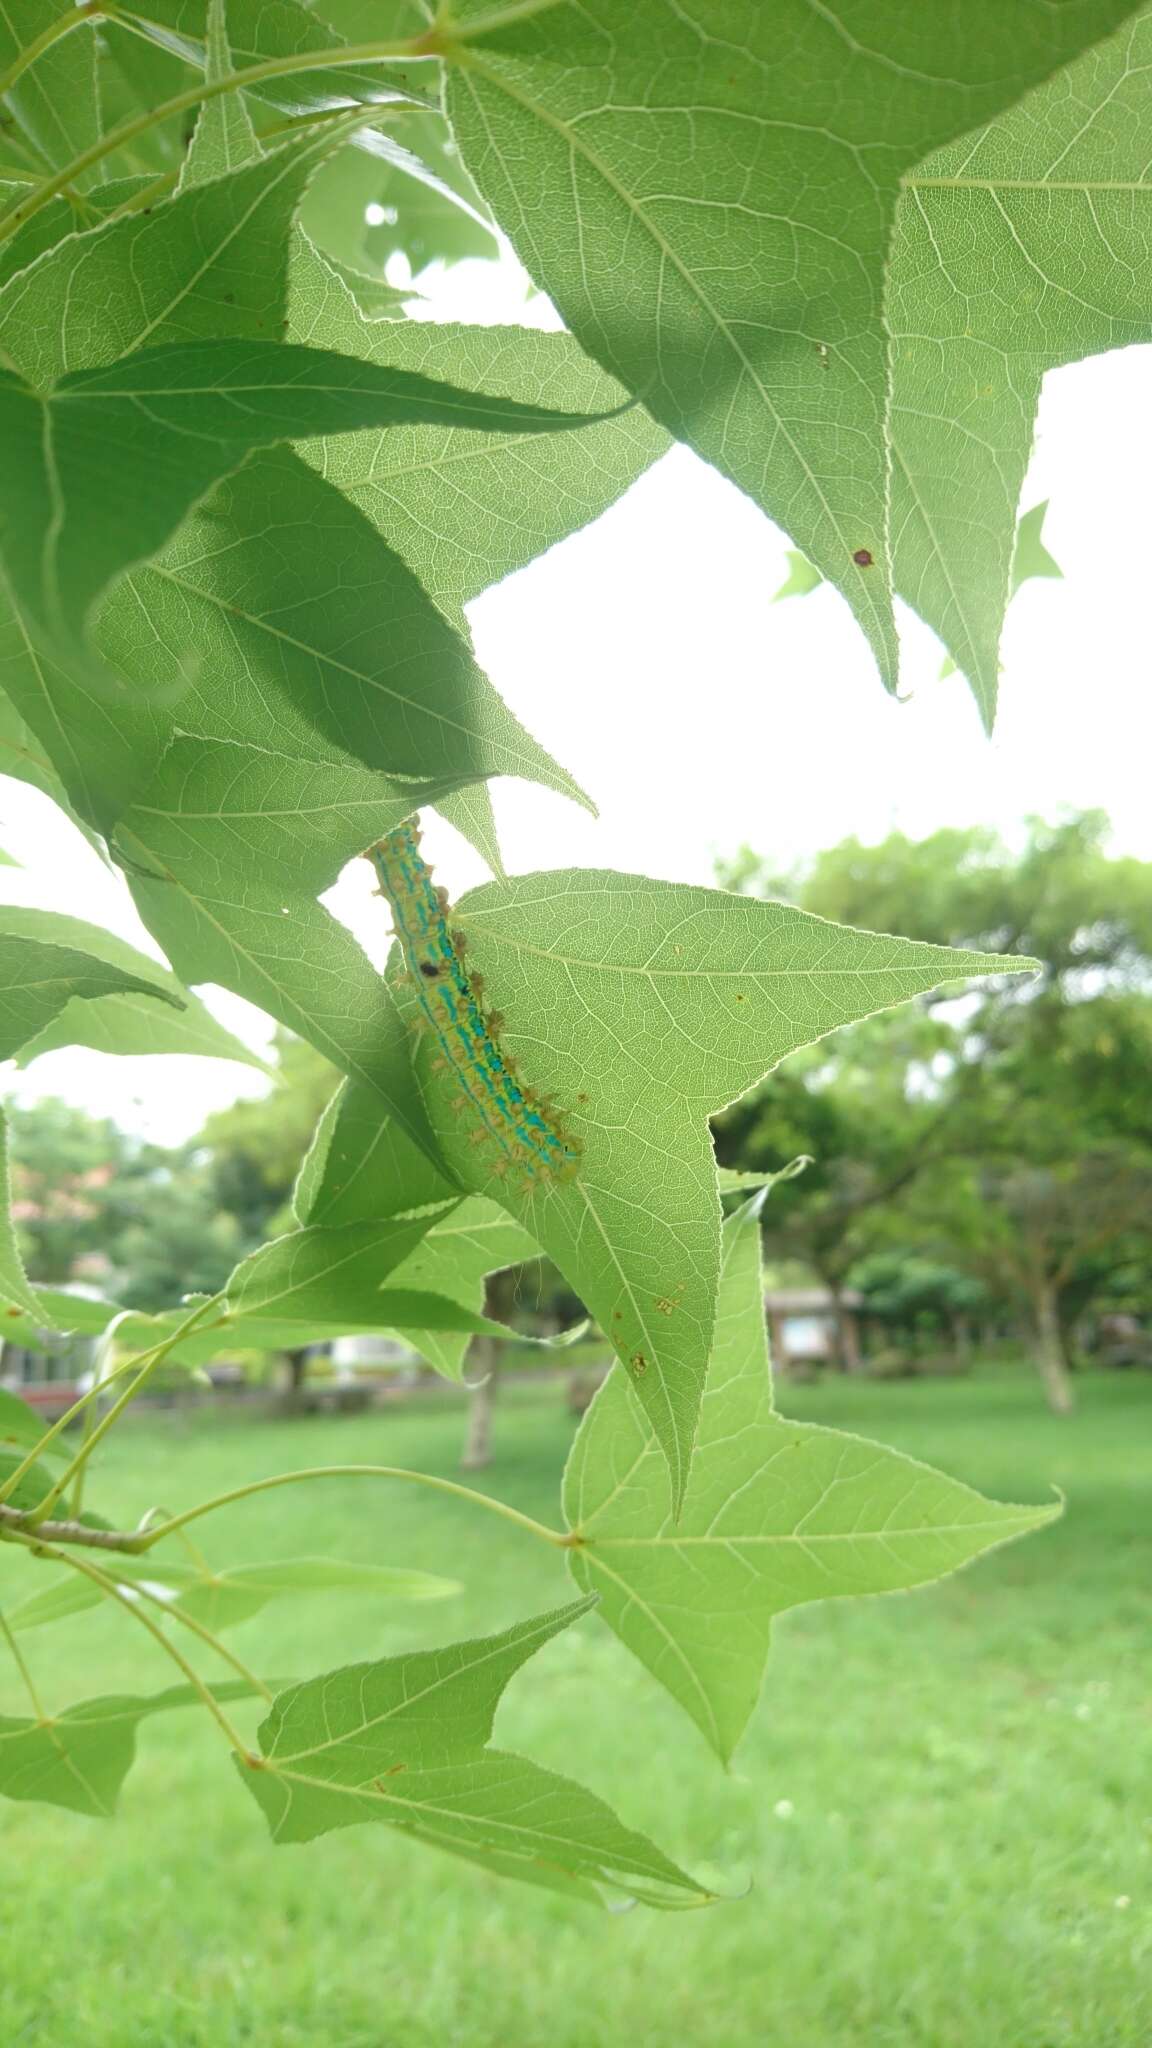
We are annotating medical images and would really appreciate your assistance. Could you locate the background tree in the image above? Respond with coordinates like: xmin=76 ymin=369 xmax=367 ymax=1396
xmin=715 ymin=815 xmax=1152 ymax=1407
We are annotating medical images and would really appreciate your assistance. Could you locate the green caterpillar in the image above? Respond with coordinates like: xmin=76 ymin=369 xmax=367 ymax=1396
xmin=369 ymin=818 xmax=582 ymax=1184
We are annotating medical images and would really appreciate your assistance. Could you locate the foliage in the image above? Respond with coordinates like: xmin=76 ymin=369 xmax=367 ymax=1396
xmin=3 ymin=0 xmax=1147 ymax=1909
xmin=6 ymin=1097 xmax=245 ymax=1307
xmin=717 ymin=817 xmax=1152 ymax=1407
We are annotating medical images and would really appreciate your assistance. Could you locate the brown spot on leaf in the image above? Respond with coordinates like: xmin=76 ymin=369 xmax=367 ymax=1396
xmin=852 ymin=548 xmax=874 ymax=568
xmin=629 ymin=1351 xmax=648 ymax=1377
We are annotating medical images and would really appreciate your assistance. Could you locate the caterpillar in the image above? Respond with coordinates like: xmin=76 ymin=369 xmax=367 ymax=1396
xmin=368 ymin=818 xmax=582 ymax=1184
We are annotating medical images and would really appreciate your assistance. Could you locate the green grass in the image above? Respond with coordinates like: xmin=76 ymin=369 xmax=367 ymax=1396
xmin=0 ymin=1369 xmax=1149 ymax=2047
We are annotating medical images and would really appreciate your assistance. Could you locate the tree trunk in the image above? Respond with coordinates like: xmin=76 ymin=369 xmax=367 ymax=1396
xmin=460 ymin=1269 xmax=516 ymax=1470
xmin=280 ymin=1346 xmax=311 ymax=1413
xmin=1029 ymin=1278 xmax=1076 ymax=1415
xmin=460 ymin=1344 xmax=501 ymax=1468
xmin=948 ymin=1312 xmax=972 ymax=1370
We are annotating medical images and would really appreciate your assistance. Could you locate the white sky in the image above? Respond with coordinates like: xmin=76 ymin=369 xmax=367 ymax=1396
xmin=3 ymin=246 xmax=1151 ymax=1142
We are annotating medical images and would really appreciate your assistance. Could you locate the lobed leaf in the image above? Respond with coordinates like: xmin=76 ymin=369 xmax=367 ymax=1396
xmin=890 ymin=12 xmax=1150 ymax=722
xmin=0 ymin=1678 xmax=259 ymax=1818
xmin=0 ymin=905 xmax=183 ymax=1061
xmin=0 ymin=336 xmax=630 ymax=646
xmin=290 ymin=234 xmax=670 ymax=624
xmin=0 ymin=2 xmax=101 ymax=193
xmin=384 ymin=1198 xmax=543 ymax=1381
xmin=119 ymin=856 xmax=447 ymax=1168
xmin=395 ymin=865 xmax=1036 ymax=1507
xmin=565 ymin=1194 xmax=1059 ymax=1762
xmin=178 ymin=0 xmax=261 ymax=190
xmin=7 ymin=1555 xmax=458 ymax=1637
xmin=238 ymin=1597 xmax=707 ymax=1907
xmin=224 ymin=1213 xmax=445 ymax=1323
xmin=444 ymin=0 xmax=1139 ymax=688
xmin=106 ymin=446 xmax=589 ymax=820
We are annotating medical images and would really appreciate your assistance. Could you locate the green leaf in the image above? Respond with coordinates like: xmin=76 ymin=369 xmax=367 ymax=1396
xmin=294 ymin=1077 xmax=459 ymax=1229
xmin=0 ymin=119 xmax=360 ymax=831
xmin=386 ymin=1196 xmax=542 ymax=1380
xmin=0 ymin=904 xmax=183 ymax=1060
xmin=434 ymin=783 xmax=505 ymax=879
xmin=15 ymin=985 xmax=271 ymax=1070
xmin=172 ymin=1557 xmax=460 ymax=1631
xmin=564 ymin=1195 xmax=1059 ymax=1763
xmin=0 ymin=681 xmax=64 ymax=806
xmin=0 ymin=336 xmax=628 ymax=645
xmin=178 ymin=0 xmax=260 ymax=189
xmin=104 ymin=446 xmax=588 ymax=816
xmin=306 ymin=253 xmax=412 ymax=322
xmin=890 ymin=15 xmax=1147 ymax=724
xmin=120 ymin=0 xmax=425 ymax=118
xmin=0 ymin=1445 xmax=60 ymax=1512
xmin=0 ymin=1678 xmax=258 ymax=1818
xmin=224 ymin=1213 xmax=449 ymax=1324
xmin=0 ymin=3 xmax=101 ymax=187
xmin=11 ymin=1286 xmax=121 ymax=1339
xmin=395 ymin=866 xmax=1035 ymax=1507
xmin=0 ymin=1109 xmax=42 ymax=1321
xmin=238 ymin=1597 xmax=707 ymax=1907
xmin=444 ymin=0 xmax=1137 ymax=687
xmin=0 ymin=178 xmax=161 ymax=300
xmin=772 ymin=553 xmax=824 ymax=604
xmin=0 ymin=125 xmax=352 ymax=388
xmin=936 ymin=501 xmax=1063 ymax=679
xmin=119 ymin=850 xmax=448 ymax=1168
xmin=2 ymin=909 xmax=267 ymax=1070
xmin=6 ymin=1555 xmax=458 ymax=1636
xmin=1012 ymin=501 xmax=1063 ymax=594
xmin=289 ymin=236 xmax=669 ymax=623
xmin=0 ymin=1385 xmax=55 ymax=1458
xmin=716 ymin=1159 xmax=810 ymax=1196
xmin=293 ymin=1089 xmax=539 ymax=1373
xmin=0 ymin=591 xmax=171 ymax=841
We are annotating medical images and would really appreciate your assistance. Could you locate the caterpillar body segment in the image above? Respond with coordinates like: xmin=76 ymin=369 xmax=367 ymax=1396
xmin=368 ymin=819 xmax=582 ymax=1184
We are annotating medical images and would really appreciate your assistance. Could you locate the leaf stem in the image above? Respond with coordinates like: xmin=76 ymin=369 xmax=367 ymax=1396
xmin=0 ymin=1303 xmax=225 ymax=1509
xmin=0 ymin=35 xmax=438 ymax=246
xmin=139 ymin=1464 xmax=568 ymax=1550
xmin=0 ymin=1 xmax=108 ymax=103
xmin=0 ymin=1603 xmax=46 ymax=1717
xmin=117 ymin=1577 xmax=275 ymax=1706
xmin=23 ymin=1295 xmax=226 ymax=1524
xmin=3 ymin=1530 xmax=252 ymax=1752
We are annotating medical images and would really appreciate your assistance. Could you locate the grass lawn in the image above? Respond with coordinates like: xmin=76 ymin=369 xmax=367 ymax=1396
xmin=0 ymin=1367 xmax=1148 ymax=2047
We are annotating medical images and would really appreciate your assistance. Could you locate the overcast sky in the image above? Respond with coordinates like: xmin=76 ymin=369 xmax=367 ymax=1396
xmin=3 ymin=249 xmax=1151 ymax=1143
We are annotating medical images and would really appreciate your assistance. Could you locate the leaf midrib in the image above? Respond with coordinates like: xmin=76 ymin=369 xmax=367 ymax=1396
xmin=453 ymin=52 xmax=892 ymax=657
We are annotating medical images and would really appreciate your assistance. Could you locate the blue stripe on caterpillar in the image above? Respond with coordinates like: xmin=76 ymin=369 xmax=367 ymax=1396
xmin=369 ymin=818 xmax=582 ymax=1184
